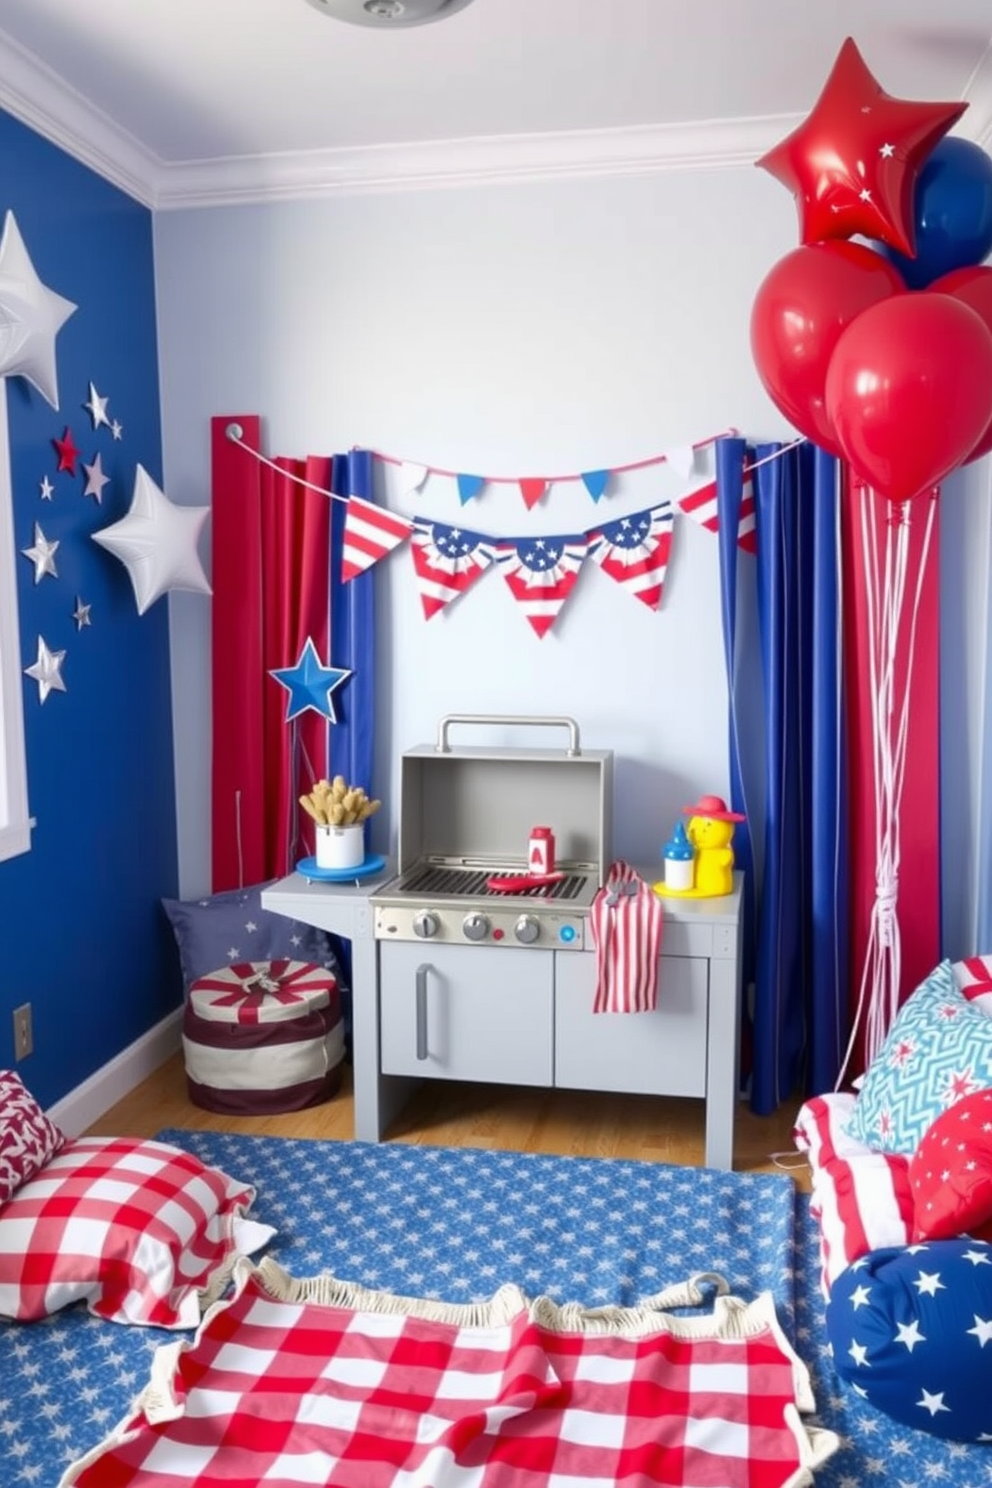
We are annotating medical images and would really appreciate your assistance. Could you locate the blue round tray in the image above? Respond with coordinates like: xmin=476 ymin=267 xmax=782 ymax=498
xmin=296 ymin=853 xmax=387 ymax=883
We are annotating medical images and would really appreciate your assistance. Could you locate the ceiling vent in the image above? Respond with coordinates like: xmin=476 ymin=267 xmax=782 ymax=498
xmin=304 ymin=0 xmax=476 ymax=27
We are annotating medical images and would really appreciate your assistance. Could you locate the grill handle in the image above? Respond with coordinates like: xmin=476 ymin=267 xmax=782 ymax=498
xmin=435 ymin=714 xmax=581 ymax=757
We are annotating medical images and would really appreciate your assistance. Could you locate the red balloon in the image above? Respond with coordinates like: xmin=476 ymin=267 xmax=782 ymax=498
xmin=757 ymin=37 xmax=965 ymax=256
xmin=750 ymin=242 xmax=905 ymax=455
xmin=929 ymin=265 xmax=992 ymax=461
xmin=824 ymin=294 xmax=992 ymax=502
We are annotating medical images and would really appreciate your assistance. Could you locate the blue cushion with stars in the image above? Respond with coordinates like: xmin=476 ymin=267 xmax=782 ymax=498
xmin=847 ymin=958 xmax=992 ymax=1154
xmin=826 ymin=1239 xmax=992 ymax=1442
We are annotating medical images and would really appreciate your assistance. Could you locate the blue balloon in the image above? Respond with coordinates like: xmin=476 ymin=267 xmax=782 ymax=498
xmin=877 ymin=136 xmax=992 ymax=289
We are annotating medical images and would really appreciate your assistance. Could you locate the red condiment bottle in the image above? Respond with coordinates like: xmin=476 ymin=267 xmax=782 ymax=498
xmin=528 ymin=826 xmax=556 ymax=876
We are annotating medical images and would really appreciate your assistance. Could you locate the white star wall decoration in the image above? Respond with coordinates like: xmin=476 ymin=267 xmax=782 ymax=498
xmin=21 ymin=521 xmax=58 ymax=582
xmin=82 ymin=452 xmax=110 ymax=503
xmin=24 ymin=635 xmax=66 ymax=703
xmin=91 ymin=463 xmax=211 ymax=615
xmin=0 ymin=210 xmax=76 ymax=409
xmin=84 ymin=381 xmax=110 ymax=429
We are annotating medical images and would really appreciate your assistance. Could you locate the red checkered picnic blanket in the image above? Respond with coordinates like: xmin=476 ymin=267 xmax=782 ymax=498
xmin=62 ymin=1261 xmax=837 ymax=1487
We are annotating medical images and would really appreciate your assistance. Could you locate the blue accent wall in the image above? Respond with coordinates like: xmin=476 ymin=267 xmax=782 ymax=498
xmin=0 ymin=111 xmax=179 ymax=1104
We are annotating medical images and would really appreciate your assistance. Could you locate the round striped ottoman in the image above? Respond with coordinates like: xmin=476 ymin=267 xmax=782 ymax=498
xmin=182 ymin=959 xmax=344 ymax=1115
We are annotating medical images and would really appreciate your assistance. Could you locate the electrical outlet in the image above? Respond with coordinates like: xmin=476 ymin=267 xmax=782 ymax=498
xmin=13 ymin=1003 xmax=32 ymax=1061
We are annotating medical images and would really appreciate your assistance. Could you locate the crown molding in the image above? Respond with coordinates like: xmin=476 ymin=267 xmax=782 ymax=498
xmin=0 ymin=17 xmax=990 ymax=210
xmin=0 ymin=28 xmax=160 ymax=206
xmin=151 ymin=115 xmax=795 ymax=210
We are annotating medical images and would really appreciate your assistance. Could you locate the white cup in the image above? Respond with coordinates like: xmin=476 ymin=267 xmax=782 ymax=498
xmin=315 ymin=823 xmax=365 ymax=870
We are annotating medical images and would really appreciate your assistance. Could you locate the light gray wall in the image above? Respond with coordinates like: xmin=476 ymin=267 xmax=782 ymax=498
xmin=153 ymin=162 xmax=990 ymax=956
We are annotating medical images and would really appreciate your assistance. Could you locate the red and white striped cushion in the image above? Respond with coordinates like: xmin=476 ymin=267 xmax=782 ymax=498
xmin=0 ymin=1136 xmax=273 ymax=1327
xmin=793 ymin=1092 xmax=913 ymax=1294
xmin=796 ymin=956 xmax=992 ymax=1293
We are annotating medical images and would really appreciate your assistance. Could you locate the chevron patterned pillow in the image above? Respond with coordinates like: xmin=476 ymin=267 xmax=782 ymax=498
xmin=848 ymin=960 xmax=992 ymax=1155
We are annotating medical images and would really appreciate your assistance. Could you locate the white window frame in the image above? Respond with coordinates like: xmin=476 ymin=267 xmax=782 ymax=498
xmin=0 ymin=390 xmax=30 ymax=861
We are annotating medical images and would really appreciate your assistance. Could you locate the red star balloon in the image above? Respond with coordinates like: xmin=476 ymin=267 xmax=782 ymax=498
xmin=757 ymin=36 xmax=966 ymax=256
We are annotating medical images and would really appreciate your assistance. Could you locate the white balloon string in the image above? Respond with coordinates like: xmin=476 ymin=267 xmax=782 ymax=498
xmin=838 ymin=486 xmax=936 ymax=1086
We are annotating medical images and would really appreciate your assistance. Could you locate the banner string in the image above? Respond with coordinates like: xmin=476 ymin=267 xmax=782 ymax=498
xmin=367 ymin=427 xmax=740 ymax=484
xmin=224 ymin=421 xmax=759 ymax=508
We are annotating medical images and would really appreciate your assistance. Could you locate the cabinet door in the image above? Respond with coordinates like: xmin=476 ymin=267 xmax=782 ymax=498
xmin=555 ymin=953 xmax=708 ymax=1097
xmin=379 ymin=942 xmax=554 ymax=1085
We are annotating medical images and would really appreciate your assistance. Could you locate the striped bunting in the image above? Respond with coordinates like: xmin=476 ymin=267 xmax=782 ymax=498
xmin=588 ymin=501 xmax=674 ymax=610
xmin=677 ymin=472 xmax=756 ymax=554
xmin=494 ymin=533 xmax=588 ymax=638
xmin=410 ymin=519 xmax=496 ymax=619
xmin=340 ymin=496 xmax=413 ymax=581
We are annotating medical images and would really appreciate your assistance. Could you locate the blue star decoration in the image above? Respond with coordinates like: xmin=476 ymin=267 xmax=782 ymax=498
xmin=269 ymin=637 xmax=353 ymax=723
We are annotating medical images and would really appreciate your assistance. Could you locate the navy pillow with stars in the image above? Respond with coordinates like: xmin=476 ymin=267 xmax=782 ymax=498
xmin=162 ymin=882 xmax=345 ymax=994
xmin=826 ymin=1239 xmax=992 ymax=1442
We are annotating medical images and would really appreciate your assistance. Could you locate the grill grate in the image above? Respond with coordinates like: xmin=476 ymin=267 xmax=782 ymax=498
xmin=395 ymin=863 xmax=589 ymax=901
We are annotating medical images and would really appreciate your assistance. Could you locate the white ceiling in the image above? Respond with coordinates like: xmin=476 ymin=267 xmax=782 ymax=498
xmin=0 ymin=0 xmax=990 ymax=209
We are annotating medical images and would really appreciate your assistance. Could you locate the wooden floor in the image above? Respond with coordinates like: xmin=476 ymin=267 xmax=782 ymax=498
xmin=87 ymin=1053 xmax=811 ymax=1192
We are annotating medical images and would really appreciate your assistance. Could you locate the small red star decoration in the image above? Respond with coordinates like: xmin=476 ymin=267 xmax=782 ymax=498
xmin=53 ymin=425 xmax=80 ymax=475
xmin=757 ymin=36 xmax=966 ymax=256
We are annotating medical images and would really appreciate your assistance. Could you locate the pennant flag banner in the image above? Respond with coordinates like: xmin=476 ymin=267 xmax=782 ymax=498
xmin=340 ymin=496 xmax=414 ymax=580
xmin=400 ymin=461 xmax=428 ymax=496
xmin=340 ymin=485 xmax=752 ymax=635
xmin=494 ymin=533 xmax=589 ymax=638
xmin=519 ymin=478 xmax=547 ymax=511
xmin=581 ymin=469 xmax=611 ymax=502
xmin=369 ymin=426 xmax=737 ymax=508
xmin=456 ymin=473 xmax=486 ymax=505
xmin=677 ymin=469 xmax=756 ymax=554
xmin=589 ymin=501 xmax=674 ymax=610
xmin=410 ymin=519 xmax=496 ymax=619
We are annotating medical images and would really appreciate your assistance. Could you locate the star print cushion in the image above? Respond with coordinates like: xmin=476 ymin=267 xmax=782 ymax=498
xmin=0 ymin=1136 xmax=275 ymax=1327
xmin=910 ymin=1088 xmax=992 ymax=1242
xmin=162 ymin=880 xmax=344 ymax=993
xmin=847 ymin=958 xmax=992 ymax=1155
xmin=0 ymin=1070 xmax=65 ymax=1204
xmin=826 ymin=1239 xmax=992 ymax=1442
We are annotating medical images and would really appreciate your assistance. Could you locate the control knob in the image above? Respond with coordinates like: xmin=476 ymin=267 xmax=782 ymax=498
xmin=413 ymin=910 xmax=439 ymax=939
xmin=462 ymin=912 xmax=490 ymax=942
xmin=514 ymin=915 xmax=541 ymax=945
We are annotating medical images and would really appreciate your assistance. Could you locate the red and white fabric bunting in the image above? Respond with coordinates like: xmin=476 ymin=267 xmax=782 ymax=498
xmin=678 ymin=472 xmax=756 ymax=554
xmin=494 ymin=533 xmax=588 ymax=637
xmin=410 ymin=518 xmax=496 ymax=618
xmin=340 ymin=496 xmax=413 ymax=581
xmin=589 ymin=501 xmax=674 ymax=610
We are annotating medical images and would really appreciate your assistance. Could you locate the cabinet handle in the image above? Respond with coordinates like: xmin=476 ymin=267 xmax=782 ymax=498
xmin=415 ymin=963 xmax=429 ymax=1060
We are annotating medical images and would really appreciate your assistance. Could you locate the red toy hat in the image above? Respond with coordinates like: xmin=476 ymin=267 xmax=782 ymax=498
xmin=682 ymin=793 xmax=746 ymax=823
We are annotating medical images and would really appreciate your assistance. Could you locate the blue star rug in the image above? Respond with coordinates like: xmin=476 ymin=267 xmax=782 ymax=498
xmin=0 ymin=1132 xmax=979 ymax=1485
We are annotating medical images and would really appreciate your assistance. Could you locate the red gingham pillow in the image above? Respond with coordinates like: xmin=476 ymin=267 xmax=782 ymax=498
xmin=0 ymin=1069 xmax=65 ymax=1203
xmin=0 ymin=1136 xmax=272 ymax=1327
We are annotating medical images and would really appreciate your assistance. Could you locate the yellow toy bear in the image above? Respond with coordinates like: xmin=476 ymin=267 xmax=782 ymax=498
xmin=684 ymin=794 xmax=745 ymax=897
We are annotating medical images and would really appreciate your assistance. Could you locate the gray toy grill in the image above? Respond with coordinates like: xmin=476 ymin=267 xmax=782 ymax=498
xmin=370 ymin=714 xmax=613 ymax=949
